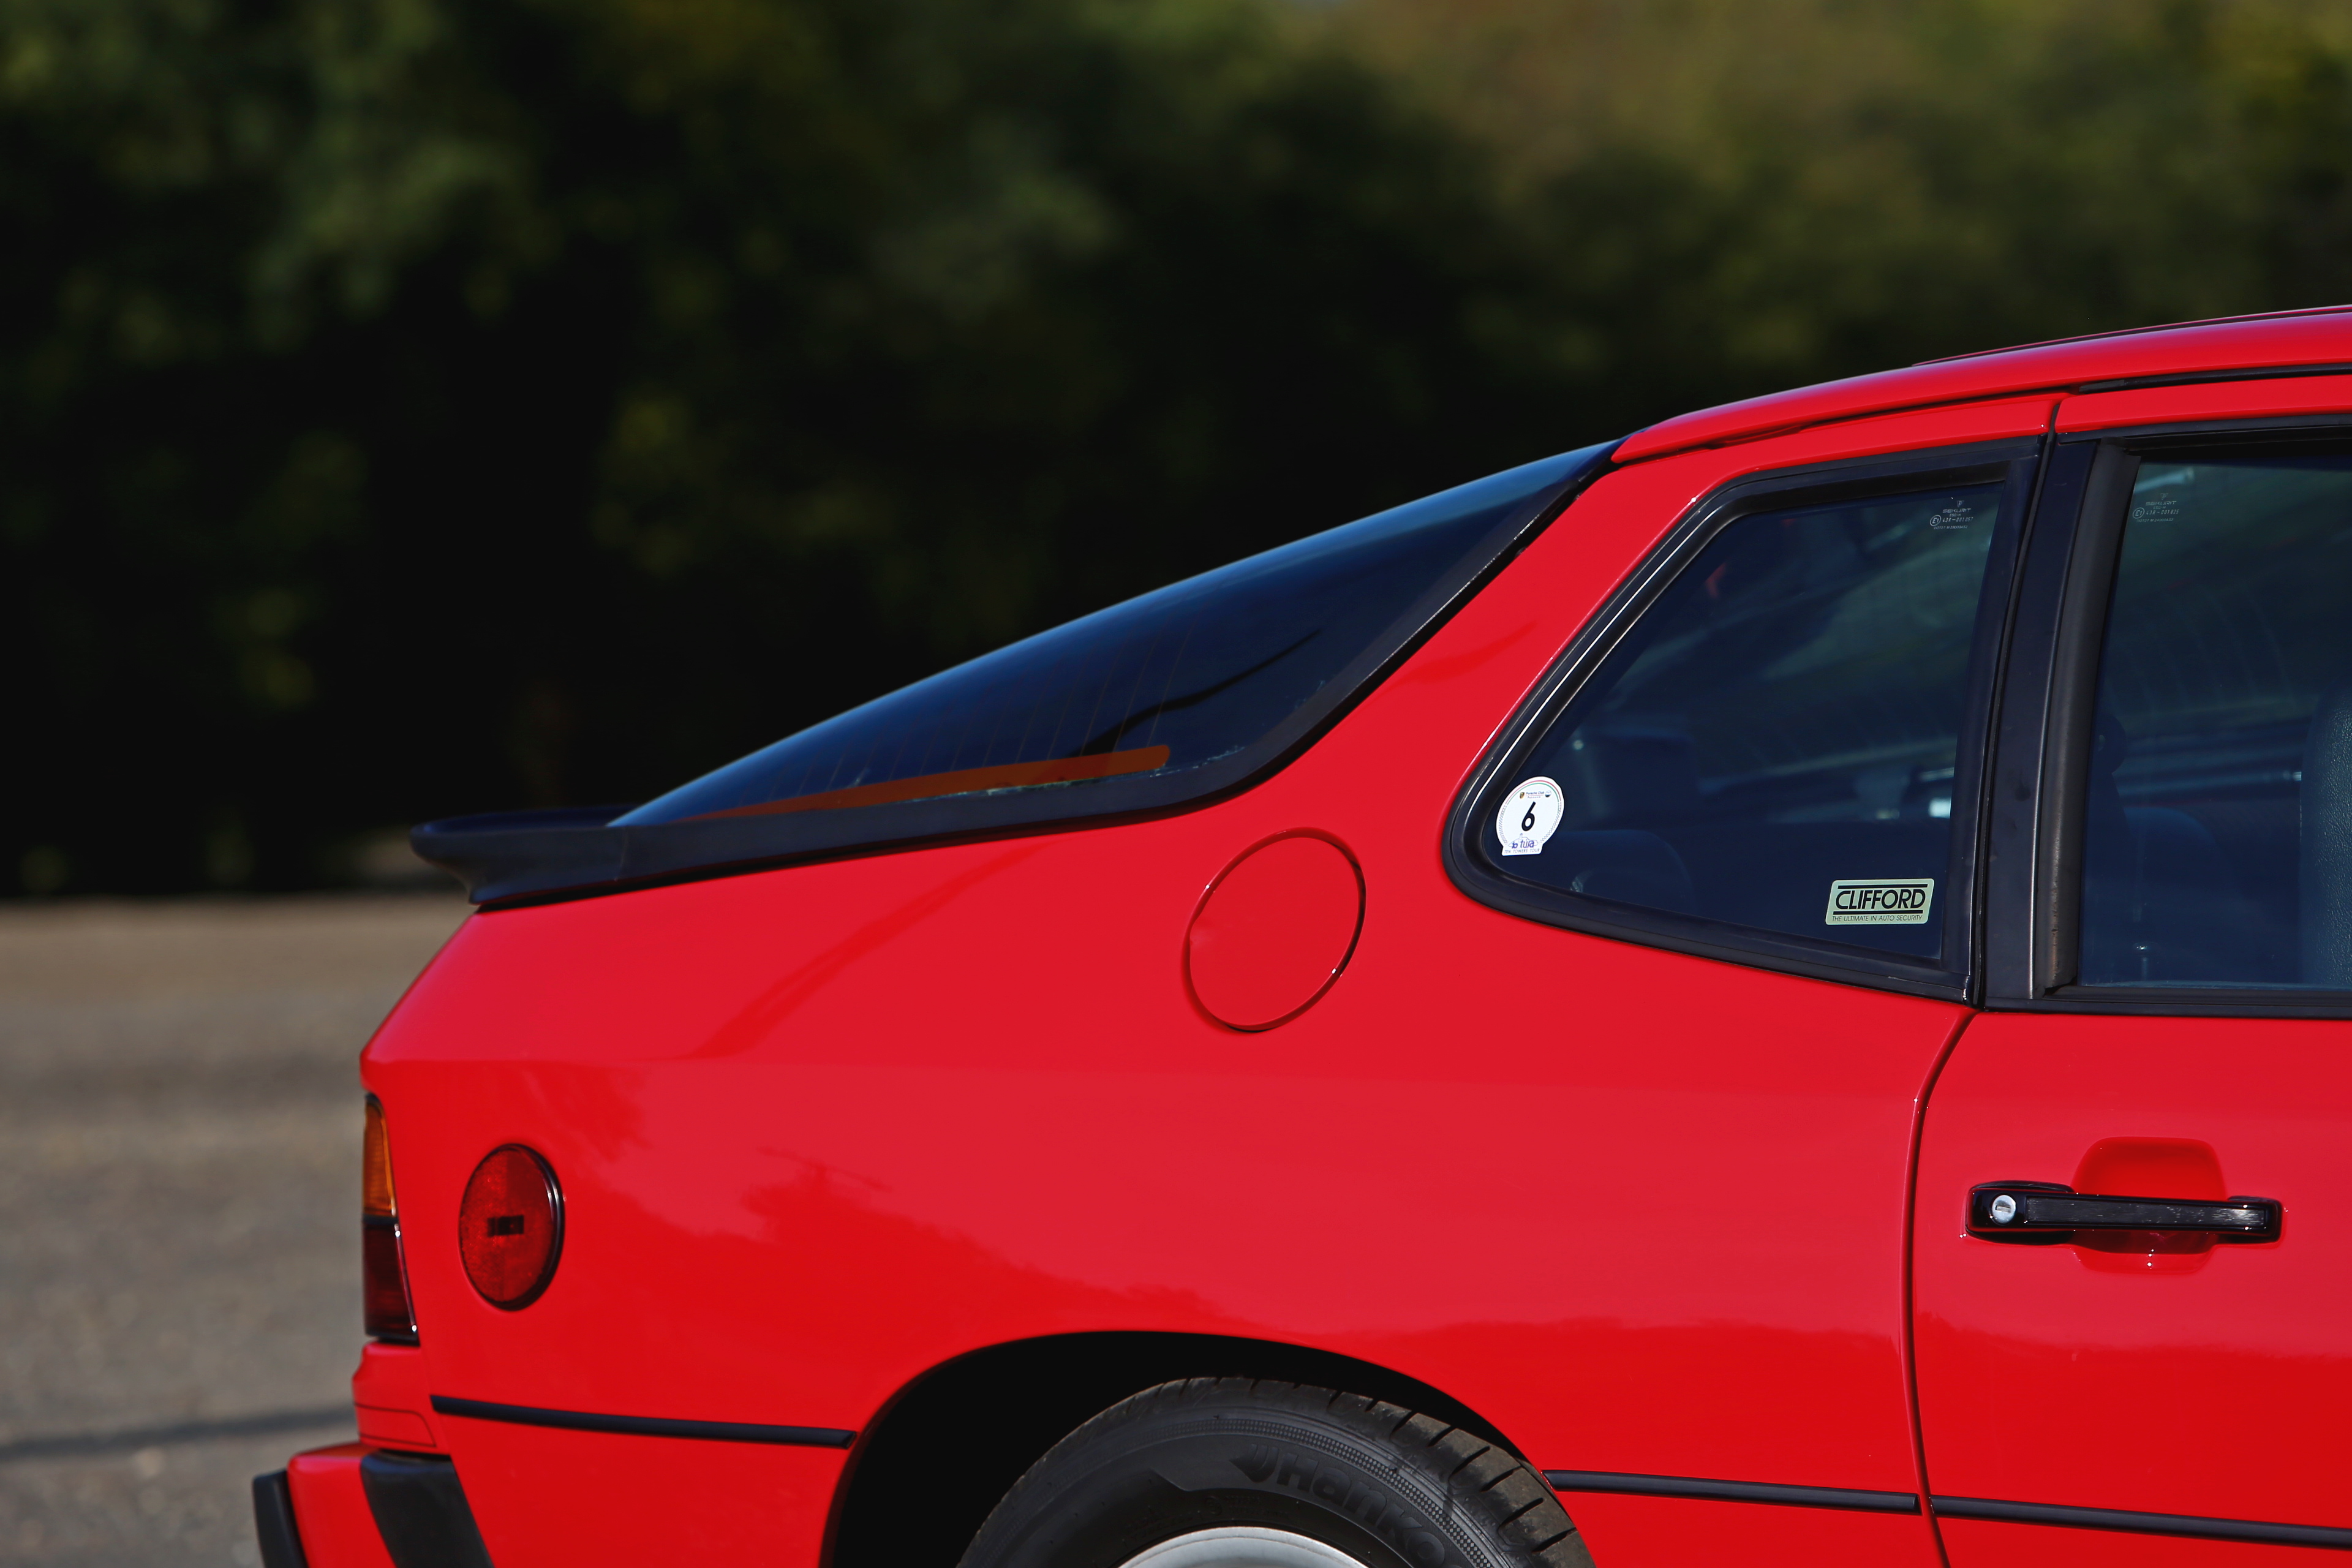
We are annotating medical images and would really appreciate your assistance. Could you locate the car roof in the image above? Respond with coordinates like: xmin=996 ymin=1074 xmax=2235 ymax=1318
xmin=1615 ymin=305 xmax=2352 ymax=462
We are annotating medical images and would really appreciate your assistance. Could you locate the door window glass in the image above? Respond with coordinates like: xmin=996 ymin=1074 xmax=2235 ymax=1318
xmin=1488 ymin=482 xmax=2002 ymax=958
xmin=2079 ymin=454 xmax=2352 ymax=987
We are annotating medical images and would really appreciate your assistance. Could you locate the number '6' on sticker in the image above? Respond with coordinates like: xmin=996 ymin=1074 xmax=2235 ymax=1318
xmin=1496 ymin=777 xmax=1564 ymax=857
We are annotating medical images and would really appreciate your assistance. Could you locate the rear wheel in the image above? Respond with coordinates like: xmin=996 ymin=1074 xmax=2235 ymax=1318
xmin=959 ymin=1379 xmax=1594 ymax=1568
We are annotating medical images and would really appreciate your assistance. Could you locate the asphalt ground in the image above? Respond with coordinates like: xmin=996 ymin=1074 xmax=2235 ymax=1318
xmin=0 ymin=894 xmax=471 ymax=1566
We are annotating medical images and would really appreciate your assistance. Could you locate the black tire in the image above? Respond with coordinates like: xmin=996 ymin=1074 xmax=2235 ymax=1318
xmin=958 ymin=1379 xmax=1595 ymax=1568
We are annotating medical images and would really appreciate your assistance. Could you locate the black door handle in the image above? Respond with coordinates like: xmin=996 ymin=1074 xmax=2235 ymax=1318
xmin=1968 ymin=1182 xmax=2280 ymax=1243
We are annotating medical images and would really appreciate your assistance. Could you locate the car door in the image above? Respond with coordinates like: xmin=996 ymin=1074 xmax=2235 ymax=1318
xmin=1409 ymin=407 xmax=2044 ymax=1565
xmin=1915 ymin=384 xmax=2352 ymax=1563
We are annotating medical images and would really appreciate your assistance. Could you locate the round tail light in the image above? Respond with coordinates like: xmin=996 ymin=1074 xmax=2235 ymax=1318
xmin=458 ymin=1145 xmax=563 ymax=1309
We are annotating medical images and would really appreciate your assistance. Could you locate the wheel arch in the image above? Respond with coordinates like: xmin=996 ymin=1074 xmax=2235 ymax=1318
xmin=823 ymin=1332 xmax=1529 ymax=1568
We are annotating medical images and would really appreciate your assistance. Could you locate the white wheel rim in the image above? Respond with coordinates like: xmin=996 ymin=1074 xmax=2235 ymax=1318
xmin=1115 ymin=1525 xmax=1376 ymax=1568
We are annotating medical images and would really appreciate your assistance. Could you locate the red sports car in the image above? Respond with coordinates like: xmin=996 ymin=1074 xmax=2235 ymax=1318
xmin=260 ymin=310 xmax=2352 ymax=1568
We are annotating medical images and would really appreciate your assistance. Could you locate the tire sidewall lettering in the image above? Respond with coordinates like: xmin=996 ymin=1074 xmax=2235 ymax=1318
xmin=1221 ymin=1441 xmax=1466 ymax=1568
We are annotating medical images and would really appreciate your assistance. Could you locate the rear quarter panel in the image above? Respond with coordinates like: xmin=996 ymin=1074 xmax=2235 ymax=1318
xmin=368 ymin=413 xmax=2029 ymax=1556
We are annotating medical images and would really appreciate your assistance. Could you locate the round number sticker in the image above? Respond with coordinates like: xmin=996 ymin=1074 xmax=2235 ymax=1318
xmin=1496 ymin=777 xmax=1564 ymax=857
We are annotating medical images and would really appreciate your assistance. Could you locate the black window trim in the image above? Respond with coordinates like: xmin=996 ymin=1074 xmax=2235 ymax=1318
xmin=416 ymin=444 xmax=1622 ymax=908
xmin=1986 ymin=413 xmax=2352 ymax=1017
xmin=1443 ymin=437 xmax=2044 ymax=1004
xmin=2076 ymin=363 xmax=2352 ymax=395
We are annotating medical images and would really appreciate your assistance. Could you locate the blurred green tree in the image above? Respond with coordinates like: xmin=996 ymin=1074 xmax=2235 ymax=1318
xmin=1314 ymin=0 xmax=2352 ymax=408
xmin=1 ymin=0 xmax=1570 ymax=891
xmin=8 ymin=0 xmax=2352 ymax=893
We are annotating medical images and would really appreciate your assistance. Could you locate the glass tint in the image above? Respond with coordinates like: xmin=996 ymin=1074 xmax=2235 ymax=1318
xmin=2079 ymin=455 xmax=2352 ymax=988
xmin=620 ymin=451 xmax=1593 ymax=826
xmin=1494 ymin=483 xmax=2002 ymax=958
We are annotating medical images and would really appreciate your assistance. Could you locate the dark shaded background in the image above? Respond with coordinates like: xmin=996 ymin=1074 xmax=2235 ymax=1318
xmin=12 ymin=0 xmax=2352 ymax=895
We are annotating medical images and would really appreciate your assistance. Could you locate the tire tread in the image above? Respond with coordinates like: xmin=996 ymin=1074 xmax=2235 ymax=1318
xmin=961 ymin=1377 xmax=1594 ymax=1568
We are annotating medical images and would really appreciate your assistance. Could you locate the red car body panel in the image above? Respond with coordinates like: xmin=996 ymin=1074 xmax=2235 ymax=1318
xmin=351 ymin=1343 xmax=444 ymax=1450
xmin=1915 ymin=1013 xmax=2352 ymax=1553
xmin=1934 ymin=1518 xmax=2340 ymax=1568
xmin=450 ymin=1421 xmax=842 ymax=1568
xmin=285 ymin=1445 xmax=398 ymax=1568
xmin=281 ymin=311 xmax=2352 ymax=1566
xmin=1616 ymin=309 xmax=2352 ymax=459
xmin=2057 ymin=371 xmax=2352 ymax=434
xmin=353 ymin=404 xmax=2021 ymax=1563
xmin=1564 ymin=1500 xmax=1938 ymax=1568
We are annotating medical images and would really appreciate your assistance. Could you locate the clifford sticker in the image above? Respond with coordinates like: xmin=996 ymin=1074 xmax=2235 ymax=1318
xmin=1825 ymin=878 xmax=1934 ymax=925
xmin=1496 ymin=777 xmax=1564 ymax=856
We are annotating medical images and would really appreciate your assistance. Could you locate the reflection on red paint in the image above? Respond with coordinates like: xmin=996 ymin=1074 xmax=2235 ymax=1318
xmin=2073 ymin=1137 xmax=2228 ymax=1271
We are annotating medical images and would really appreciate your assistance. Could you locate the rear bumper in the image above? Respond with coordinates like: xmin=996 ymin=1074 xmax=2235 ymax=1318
xmin=254 ymin=1444 xmax=491 ymax=1568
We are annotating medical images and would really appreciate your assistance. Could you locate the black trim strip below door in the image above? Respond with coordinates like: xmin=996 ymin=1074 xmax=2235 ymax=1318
xmin=432 ymin=1396 xmax=854 ymax=1449
xmin=1932 ymin=1495 xmax=2352 ymax=1551
xmin=1544 ymin=1470 xmax=1920 ymax=1514
xmin=1544 ymin=1472 xmax=2352 ymax=1549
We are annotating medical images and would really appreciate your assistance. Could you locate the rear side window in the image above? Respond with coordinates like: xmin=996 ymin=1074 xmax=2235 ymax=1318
xmin=621 ymin=450 xmax=1602 ymax=826
xmin=1471 ymin=479 xmax=2006 ymax=961
xmin=2077 ymin=453 xmax=2352 ymax=989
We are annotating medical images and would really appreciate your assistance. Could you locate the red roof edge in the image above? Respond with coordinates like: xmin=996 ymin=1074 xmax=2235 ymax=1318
xmin=1615 ymin=307 xmax=2352 ymax=463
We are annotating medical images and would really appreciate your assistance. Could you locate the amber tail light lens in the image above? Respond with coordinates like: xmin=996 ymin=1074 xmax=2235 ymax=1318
xmin=459 ymin=1145 xmax=563 ymax=1309
xmin=363 ymin=1097 xmax=417 ymax=1341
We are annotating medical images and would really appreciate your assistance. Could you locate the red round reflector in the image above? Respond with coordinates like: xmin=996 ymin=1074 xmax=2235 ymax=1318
xmin=458 ymin=1145 xmax=562 ymax=1309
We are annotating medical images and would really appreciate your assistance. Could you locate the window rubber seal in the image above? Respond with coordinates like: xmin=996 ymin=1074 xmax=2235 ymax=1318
xmin=1442 ymin=437 xmax=2046 ymax=1004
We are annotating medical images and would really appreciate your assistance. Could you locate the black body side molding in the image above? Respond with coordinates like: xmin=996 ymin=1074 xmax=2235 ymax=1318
xmin=433 ymin=1394 xmax=856 ymax=1448
xmin=1933 ymin=1494 xmax=2352 ymax=1551
xmin=1544 ymin=1469 xmax=1919 ymax=1514
xmin=1539 ymin=1471 xmax=2352 ymax=1551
